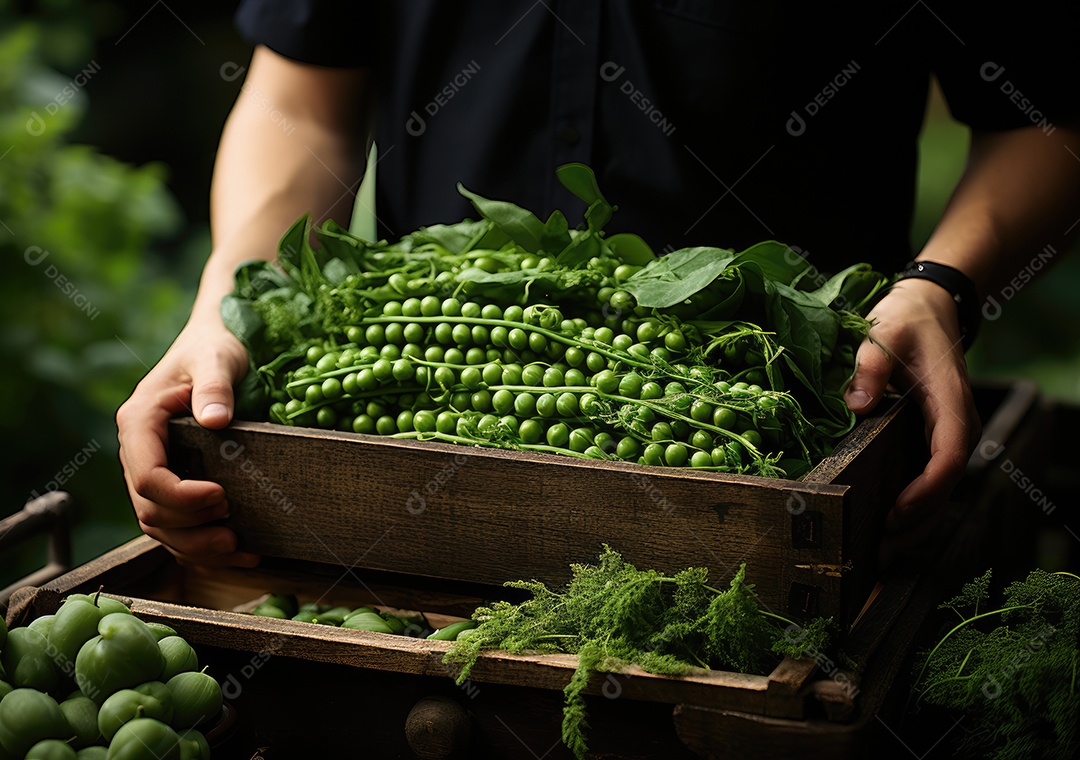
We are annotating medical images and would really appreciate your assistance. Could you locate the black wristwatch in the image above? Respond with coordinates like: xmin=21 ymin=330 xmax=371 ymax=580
xmin=896 ymin=260 xmax=981 ymax=351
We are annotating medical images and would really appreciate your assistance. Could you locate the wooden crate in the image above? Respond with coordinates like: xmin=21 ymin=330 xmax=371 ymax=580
xmin=1 ymin=383 xmax=1043 ymax=759
xmin=5 ymin=537 xmax=857 ymax=759
xmin=167 ymin=398 xmax=923 ymax=628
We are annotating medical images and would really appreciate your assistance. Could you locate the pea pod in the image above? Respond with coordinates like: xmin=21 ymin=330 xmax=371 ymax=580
xmin=426 ymin=620 xmax=477 ymax=641
xmin=340 ymin=613 xmax=394 ymax=634
xmin=0 ymin=688 xmax=71 ymax=756
xmin=104 ymin=718 xmax=181 ymax=760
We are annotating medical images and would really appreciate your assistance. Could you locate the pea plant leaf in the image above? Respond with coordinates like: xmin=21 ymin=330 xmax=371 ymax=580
xmin=605 ymin=232 xmax=656 ymax=266
xmin=458 ymin=184 xmax=546 ymax=253
xmin=621 ymin=247 xmax=737 ymax=308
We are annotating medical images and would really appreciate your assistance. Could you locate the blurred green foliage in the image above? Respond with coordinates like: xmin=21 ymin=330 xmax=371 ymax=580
xmin=0 ymin=15 xmax=194 ymax=580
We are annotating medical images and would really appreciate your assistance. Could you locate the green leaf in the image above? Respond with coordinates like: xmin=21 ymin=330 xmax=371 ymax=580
xmin=458 ymin=184 xmax=546 ymax=253
xmin=621 ymin=247 xmax=737 ymax=308
xmin=556 ymin=163 xmax=608 ymax=206
xmin=605 ymin=233 xmax=656 ymax=266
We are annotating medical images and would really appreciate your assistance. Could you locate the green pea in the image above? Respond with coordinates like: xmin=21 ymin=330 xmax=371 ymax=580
xmin=546 ymin=423 xmax=570 ymax=448
xmin=643 ymin=443 xmax=665 ymax=466
xmin=535 ymin=393 xmax=557 ymax=417
xmin=519 ymin=419 xmax=543 ymax=444
xmin=556 ymin=392 xmax=579 ymax=417
xmin=375 ymin=415 xmax=397 ymax=435
xmin=664 ymin=443 xmax=688 ymax=466
xmin=444 ymin=347 xmax=465 ymax=365
xmin=641 ymin=381 xmax=663 ymax=400
xmin=616 ymin=436 xmax=641 ymax=460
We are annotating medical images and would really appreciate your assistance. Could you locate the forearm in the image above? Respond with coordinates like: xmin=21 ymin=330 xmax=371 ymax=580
xmin=916 ymin=125 xmax=1080 ymax=297
xmin=191 ymin=50 xmax=370 ymax=324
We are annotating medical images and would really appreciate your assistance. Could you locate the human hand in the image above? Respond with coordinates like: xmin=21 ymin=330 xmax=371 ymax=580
xmin=116 ymin=316 xmax=260 ymax=567
xmin=843 ymin=278 xmax=981 ymax=565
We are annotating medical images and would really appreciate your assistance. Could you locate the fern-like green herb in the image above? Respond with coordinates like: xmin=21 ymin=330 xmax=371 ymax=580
xmin=912 ymin=569 xmax=1080 ymax=760
xmin=444 ymin=546 xmax=832 ymax=758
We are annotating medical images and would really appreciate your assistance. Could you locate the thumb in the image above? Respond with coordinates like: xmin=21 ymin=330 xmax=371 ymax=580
xmin=845 ymin=335 xmax=894 ymax=415
xmin=190 ymin=357 xmax=237 ymax=429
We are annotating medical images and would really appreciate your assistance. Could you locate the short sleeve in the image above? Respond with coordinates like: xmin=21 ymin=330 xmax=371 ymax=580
xmin=235 ymin=0 xmax=375 ymax=68
xmin=931 ymin=6 xmax=1080 ymax=131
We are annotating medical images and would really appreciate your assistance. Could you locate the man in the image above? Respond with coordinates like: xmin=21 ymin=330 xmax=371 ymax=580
xmin=117 ymin=1 xmax=1080 ymax=566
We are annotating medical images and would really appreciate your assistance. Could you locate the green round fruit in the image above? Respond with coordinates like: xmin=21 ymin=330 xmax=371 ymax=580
xmin=176 ymin=729 xmax=209 ymax=760
xmin=98 ymin=689 xmax=171 ymax=742
xmin=105 ymin=718 xmax=181 ymax=760
xmin=164 ymin=672 xmax=223 ymax=730
xmin=25 ymin=739 xmax=77 ymax=759
xmin=59 ymin=695 xmax=101 ymax=748
xmin=0 ymin=689 xmax=71 ymax=756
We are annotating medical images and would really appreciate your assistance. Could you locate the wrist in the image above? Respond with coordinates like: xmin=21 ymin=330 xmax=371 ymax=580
xmin=896 ymin=260 xmax=981 ymax=350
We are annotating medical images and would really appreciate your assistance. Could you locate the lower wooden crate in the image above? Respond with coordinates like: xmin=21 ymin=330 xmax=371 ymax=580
xmin=0 ymin=530 xmax=957 ymax=759
xmin=3 ymin=382 xmax=1043 ymax=758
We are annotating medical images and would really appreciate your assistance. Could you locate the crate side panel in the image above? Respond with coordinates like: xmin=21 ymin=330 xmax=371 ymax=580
xmin=170 ymin=420 xmax=846 ymax=615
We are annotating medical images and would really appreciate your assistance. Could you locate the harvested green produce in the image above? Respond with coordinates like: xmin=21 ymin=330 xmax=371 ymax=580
xmin=911 ymin=569 xmax=1080 ymax=760
xmin=0 ymin=593 xmax=218 ymax=758
xmin=443 ymin=546 xmax=831 ymax=759
xmin=250 ymin=599 xmax=457 ymax=638
xmin=224 ymin=164 xmax=887 ymax=478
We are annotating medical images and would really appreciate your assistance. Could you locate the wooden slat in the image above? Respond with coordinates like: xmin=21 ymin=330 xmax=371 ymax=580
xmin=169 ymin=418 xmax=851 ymax=617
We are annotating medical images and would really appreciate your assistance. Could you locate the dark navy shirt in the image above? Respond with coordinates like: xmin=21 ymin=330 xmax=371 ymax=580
xmin=236 ymin=1 xmax=1077 ymax=274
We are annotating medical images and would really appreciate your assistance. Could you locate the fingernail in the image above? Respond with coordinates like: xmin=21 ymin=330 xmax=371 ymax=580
xmin=846 ymin=389 xmax=871 ymax=409
xmin=201 ymin=403 xmax=229 ymax=422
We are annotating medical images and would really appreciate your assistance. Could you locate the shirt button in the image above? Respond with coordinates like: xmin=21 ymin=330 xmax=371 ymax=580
xmin=559 ymin=125 xmax=580 ymax=146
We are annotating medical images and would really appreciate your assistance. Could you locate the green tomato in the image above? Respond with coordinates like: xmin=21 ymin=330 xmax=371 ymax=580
xmin=165 ymin=672 xmax=223 ymax=730
xmin=28 ymin=615 xmax=55 ymax=637
xmin=143 ymin=623 xmax=177 ymax=643
xmin=59 ymin=695 xmax=101 ymax=748
xmin=104 ymin=718 xmax=181 ymax=760
xmin=157 ymin=638 xmax=198 ymax=682
xmin=75 ymin=614 xmax=165 ymax=705
xmin=25 ymin=740 xmax=76 ymax=759
xmin=2 ymin=627 xmax=58 ymax=692
xmin=98 ymin=689 xmax=171 ymax=742
xmin=0 ymin=689 xmax=70 ymax=756
xmin=176 ymin=729 xmax=210 ymax=760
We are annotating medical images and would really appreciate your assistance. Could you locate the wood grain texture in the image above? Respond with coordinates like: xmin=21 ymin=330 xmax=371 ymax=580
xmin=169 ymin=417 xmax=859 ymax=617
